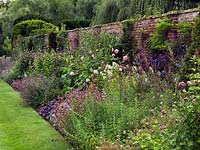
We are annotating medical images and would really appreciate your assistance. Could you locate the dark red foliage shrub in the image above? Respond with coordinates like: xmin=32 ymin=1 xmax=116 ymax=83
xmin=11 ymin=79 xmax=24 ymax=91
xmin=136 ymin=49 xmax=172 ymax=73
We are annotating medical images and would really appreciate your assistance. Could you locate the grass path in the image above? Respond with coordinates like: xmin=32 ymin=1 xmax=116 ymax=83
xmin=0 ymin=79 xmax=70 ymax=150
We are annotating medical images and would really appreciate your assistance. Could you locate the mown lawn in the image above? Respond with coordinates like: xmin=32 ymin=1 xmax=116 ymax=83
xmin=0 ymin=79 xmax=70 ymax=150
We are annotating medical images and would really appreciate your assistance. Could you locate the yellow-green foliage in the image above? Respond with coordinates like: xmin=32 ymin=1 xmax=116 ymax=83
xmin=13 ymin=20 xmax=58 ymax=37
xmin=149 ymin=18 xmax=174 ymax=51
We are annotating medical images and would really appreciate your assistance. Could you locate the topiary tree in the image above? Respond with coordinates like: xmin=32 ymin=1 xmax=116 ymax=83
xmin=13 ymin=20 xmax=58 ymax=37
xmin=13 ymin=14 xmax=52 ymax=26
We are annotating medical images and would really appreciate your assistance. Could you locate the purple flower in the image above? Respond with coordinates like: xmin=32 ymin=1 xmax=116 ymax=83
xmin=161 ymin=125 xmax=167 ymax=129
xmin=178 ymin=81 xmax=186 ymax=87
xmin=192 ymin=99 xmax=197 ymax=102
xmin=160 ymin=130 xmax=165 ymax=134
xmin=160 ymin=109 xmax=166 ymax=115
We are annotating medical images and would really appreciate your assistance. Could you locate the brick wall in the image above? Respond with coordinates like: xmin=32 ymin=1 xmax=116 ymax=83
xmin=18 ymin=8 xmax=199 ymax=51
xmin=132 ymin=9 xmax=198 ymax=50
xmin=66 ymin=8 xmax=198 ymax=51
xmin=67 ymin=23 xmax=123 ymax=50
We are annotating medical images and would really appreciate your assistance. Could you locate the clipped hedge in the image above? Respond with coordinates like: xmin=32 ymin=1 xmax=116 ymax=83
xmin=13 ymin=15 xmax=52 ymax=26
xmin=58 ymin=19 xmax=91 ymax=30
xmin=13 ymin=20 xmax=58 ymax=37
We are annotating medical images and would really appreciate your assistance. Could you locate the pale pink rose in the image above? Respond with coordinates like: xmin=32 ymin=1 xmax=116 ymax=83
xmin=119 ymin=68 xmax=123 ymax=72
xmin=182 ymin=88 xmax=187 ymax=93
xmin=114 ymin=49 xmax=119 ymax=54
xmin=192 ymin=99 xmax=197 ymax=102
xmin=123 ymin=55 xmax=129 ymax=62
xmin=182 ymin=116 xmax=187 ymax=121
xmin=91 ymin=54 xmax=95 ymax=58
xmin=160 ymin=109 xmax=166 ymax=115
xmin=187 ymin=81 xmax=192 ymax=86
xmin=70 ymin=71 xmax=75 ymax=76
xmin=86 ymin=79 xmax=90 ymax=83
xmin=89 ymin=50 xmax=93 ymax=55
xmin=80 ymin=56 xmax=84 ymax=61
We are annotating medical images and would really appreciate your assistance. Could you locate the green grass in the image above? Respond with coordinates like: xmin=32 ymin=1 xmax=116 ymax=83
xmin=0 ymin=79 xmax=70 ymax=150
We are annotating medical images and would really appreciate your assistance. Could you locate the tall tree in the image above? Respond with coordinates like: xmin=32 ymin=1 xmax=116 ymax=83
xmin=48 ymin=0 xmax=74 ymax=24
xmin=75 ymin=0 xmax=98 ymax=20
xmin=0 ymin=0 xmax=11 ymax=9
xmin=92 ymin=0 xmax=120 ymax=24
xmin=92 ymin=0 xmax=200 ymax=25
xmin=0 ymin=0 xmax=51 ymax=36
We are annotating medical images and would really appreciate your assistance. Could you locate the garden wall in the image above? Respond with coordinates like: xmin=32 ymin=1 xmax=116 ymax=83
xmin=133 ymin=9 xmax=198 ymax=50
xmin=15 ymin=8 xmax=199 ymax=51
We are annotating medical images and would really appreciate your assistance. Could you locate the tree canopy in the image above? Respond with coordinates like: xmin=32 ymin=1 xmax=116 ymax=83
xmin=0 ymin=0 xmax=199 ymax=37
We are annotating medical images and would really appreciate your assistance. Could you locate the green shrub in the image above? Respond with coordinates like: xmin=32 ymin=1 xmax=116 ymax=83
xmin=56 ymin=31 xmax=70 ymax=51
xmin=127 ymin=57 xmax=200 ymax=150
xmin=79 ymin=31 xmax=118 ymax=52
xmin=61 ymin=32 xmax=119 ymax=91
xmin=183 ymin=55 xmax=200 ymax=80
xmin=188 ymin=11 xmax=200 ymax=57
xmin=20 ymin=76 xmax=60 ymax=108
xmin=6 ymin=51 xmax=34 ymax=80
xmin=0 ymin=33 xmax=6 ymax=56
xmin=174 ymin=51 xmax=200 ymax=149
xmin=64 ymin=75 xmax=137 ymax=150
xmin=13 ymin=20 xmax=58 ymax=37
xmin=13 ymin=14 xmax=52 ymax=26
xmin=63 ymin=67 xmax=178 ymax=149
xmin=177 ymin=21 xmax=193 ymax=43
xmin=149 ymin=18 xmax=174 ymax=52
xmin=32 ymin=51 xmax=67 ymax=78
xmin=2 ymin=36 xmax=12 ymax=56
xmin=181 ymin=10 xmax=200 ymax=80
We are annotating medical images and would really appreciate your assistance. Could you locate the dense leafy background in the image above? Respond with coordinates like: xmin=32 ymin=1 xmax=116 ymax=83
xmin=0 ymin=0 xmax=200 ymax=36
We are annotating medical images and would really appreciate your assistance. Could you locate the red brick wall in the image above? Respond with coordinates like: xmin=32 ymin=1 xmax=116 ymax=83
xmin=66 ymin=23 xmax=123 ymax=50
xmin=17 ymin=9 xmax=199 ymax=51
xmin=132 ymin=9 xmax=199 ymax=50
xmin=66 ymin=9 xmax=198 ymax=51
